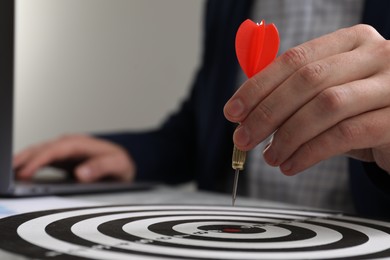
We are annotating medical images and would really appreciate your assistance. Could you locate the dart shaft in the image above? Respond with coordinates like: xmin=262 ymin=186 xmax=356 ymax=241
xmin=231 ymin=146 xmax=246 ymax=206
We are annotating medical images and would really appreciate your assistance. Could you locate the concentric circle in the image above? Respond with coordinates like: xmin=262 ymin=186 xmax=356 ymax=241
xmin=0 ymin=205 xmax=389 ymax=259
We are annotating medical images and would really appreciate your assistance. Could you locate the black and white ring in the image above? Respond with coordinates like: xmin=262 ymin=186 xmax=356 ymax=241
xmin=0 ymin=205 xmax=389 ymax=259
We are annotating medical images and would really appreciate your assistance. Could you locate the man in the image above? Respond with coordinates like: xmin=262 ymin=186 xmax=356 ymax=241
xmin=14 ymin=0 xmax=390 ymax=218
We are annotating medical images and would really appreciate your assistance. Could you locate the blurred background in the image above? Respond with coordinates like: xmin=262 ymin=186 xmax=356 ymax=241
xmin=13 ymin=0 xmax=204 ymax=152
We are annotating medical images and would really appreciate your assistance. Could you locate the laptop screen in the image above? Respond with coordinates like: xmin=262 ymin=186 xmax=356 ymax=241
xmin=0 ymin=0 xmax=15 ymax=193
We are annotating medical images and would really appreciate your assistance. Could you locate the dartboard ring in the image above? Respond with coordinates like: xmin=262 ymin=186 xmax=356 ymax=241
xmin=0 ymin=205 xmax=389 ymax=260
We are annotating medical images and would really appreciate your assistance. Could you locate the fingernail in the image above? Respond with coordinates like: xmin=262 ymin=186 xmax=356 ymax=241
xmin=280 ymin=160 xmax=293 ymax=174
xmin=263 ymin=145 xmax=278 ymax=166
xmin=234 ymin=125 xmax=250 ymax=147
xmin=226 ymin=98 xmax=244 ymax=118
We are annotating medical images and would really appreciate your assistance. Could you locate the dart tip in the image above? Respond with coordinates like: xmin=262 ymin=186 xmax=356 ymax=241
xmin=231 ymin=169 xmax=240 ymax=207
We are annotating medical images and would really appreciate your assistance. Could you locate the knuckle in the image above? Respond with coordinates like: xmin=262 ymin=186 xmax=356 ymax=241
xmin=275 ymin=126 xmax=293 ymax=144
xmin=338 ymin=24 xmax=381 ymax=49
xmin=353 ymin=24 xmax=379 ymax=39
xmin=336 ymin=121 xmax=361 ymax=142
xmin=275 ymin=127 xmax=293 ymax=146
xmin=282 ymin=46 xmax=310 ymax=69
xmin=315 ymin=88 xmax=348 ymax=114
xmin=374 ymin=40 xmax=390 ymax=61
xmin=248 ymin=77 xmax=266 ymax=97
xmin=53 ymin=135 xmax=73 ymax=150
xmin=297 ymin=62 xmax=328 ymax=85
xmin=56 ymin=134 xmax=79 ymax=146
xmin=57 ymin=134 xmax=73 ymax=141
xmin=301 ymin=141 xmax=316 ymax=158
xmin=253 ymin=102 xmax=274 ymax=125
xmin=57 ymin=133 xmax=87 ymax=143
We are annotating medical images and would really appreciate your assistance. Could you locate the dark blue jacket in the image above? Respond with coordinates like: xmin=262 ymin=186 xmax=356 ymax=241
xmin=101 ymin=0 xmax=390 ymax=219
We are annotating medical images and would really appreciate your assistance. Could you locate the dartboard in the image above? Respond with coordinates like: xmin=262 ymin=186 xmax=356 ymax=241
xmin=0 ymin=205 xmax=389 ymax=259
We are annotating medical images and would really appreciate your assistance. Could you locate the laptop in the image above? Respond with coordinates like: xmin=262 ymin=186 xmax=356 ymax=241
xmin=0 ymin=0 xmax=155 ymax=196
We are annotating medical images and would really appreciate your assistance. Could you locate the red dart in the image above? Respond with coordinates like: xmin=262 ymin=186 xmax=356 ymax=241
xmin=230 ymin=20 xmax=279 ymax=207
xmin=235 ymin=19 xmax=280 ymax=78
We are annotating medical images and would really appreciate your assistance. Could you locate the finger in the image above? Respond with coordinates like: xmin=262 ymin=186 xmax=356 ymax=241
xmin=13 ymin=144 xmax=41 ymax=170
xmin=75 ymin=154 xmax=135 ymax=183
xmin=16 ymin=135 xmax=93 ymax=179
xmin=234 ymin=43 xmax=382 ymax=151
xmin=264 ymin=76 xmax=390 ymax=166
xmin=16 ymin=146 xmax=73 ymax=179
xmin=278 ymin=107 xmax=390 ymax=175
xmin=14 ymin=142 xmax=63 ymax=180
xmin=224 ymin=24 xmax=381 ymax=124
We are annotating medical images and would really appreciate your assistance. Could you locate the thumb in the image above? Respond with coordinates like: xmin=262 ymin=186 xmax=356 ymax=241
xmin=75 ymin=155 xmax=134 ymax=183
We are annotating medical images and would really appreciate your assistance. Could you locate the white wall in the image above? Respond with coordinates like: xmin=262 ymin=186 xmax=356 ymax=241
xmin=14 ymin=0 xmax=204 ymax=152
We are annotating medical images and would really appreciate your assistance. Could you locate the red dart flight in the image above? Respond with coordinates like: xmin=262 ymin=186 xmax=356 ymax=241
xmin=235 ymin=19 xmax=280 ymax=78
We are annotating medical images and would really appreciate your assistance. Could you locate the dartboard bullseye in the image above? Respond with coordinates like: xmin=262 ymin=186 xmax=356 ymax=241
xmin=0 ymin=205 xmax=389 ymax=259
